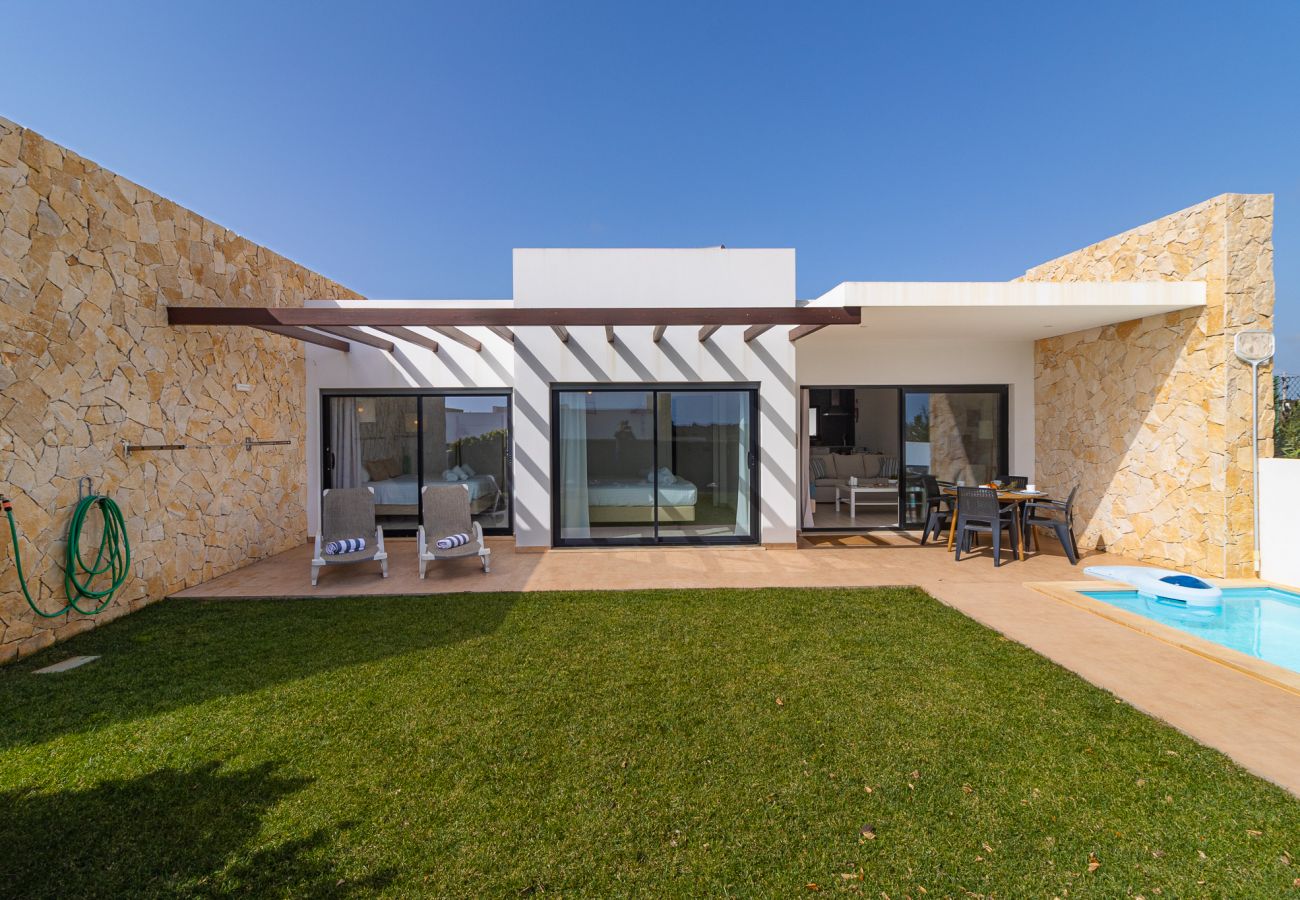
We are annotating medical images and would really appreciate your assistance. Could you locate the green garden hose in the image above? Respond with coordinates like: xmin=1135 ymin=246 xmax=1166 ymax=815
xmin=2 ymin=493 xmax=131 ymax=618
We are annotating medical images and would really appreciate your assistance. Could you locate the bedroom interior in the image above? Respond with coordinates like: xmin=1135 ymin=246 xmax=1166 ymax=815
xmin=554 ymin=387 xmax=757 ymax=545
xmin=323 ymin=393 xmax=511 ymax=534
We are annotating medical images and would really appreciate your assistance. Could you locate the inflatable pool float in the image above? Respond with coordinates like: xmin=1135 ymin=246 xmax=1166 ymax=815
xmin=1083 ymin=565 xmax=1223 ymax=608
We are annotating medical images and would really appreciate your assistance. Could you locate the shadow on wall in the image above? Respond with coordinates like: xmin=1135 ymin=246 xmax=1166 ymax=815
xmin=1036 ymin=311 xmax=1203 ymax=564
xmin=0 ymin=592 xmax=518 ymax=752
xmin=0 ymin=760 xmax=395 ymax=898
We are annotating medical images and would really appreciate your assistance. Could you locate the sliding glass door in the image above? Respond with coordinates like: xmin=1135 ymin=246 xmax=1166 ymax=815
xmin=803 ymin=385 xmax=1008 ymax=532
xmin=900 ymin=389 xmax=1006 ymax=529
xmin=553 ymin=386 xmax=758 ymax=546
xmin=323 ymin=391 xmax=512 ymax=535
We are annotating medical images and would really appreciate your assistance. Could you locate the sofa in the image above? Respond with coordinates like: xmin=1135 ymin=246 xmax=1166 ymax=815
xmin=809 ymin=451 xmax=899 ymax=503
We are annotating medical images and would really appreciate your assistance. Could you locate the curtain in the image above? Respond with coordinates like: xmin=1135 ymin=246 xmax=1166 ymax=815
xmin=558 ymin=392 xmax=591 ymax=539
xmin=331 ymin=398 xmax=363 ymax=488
xmin=734 ymin=392 xmax=752 ymax=536
xmin=800 ymin=389 xmax=814 ymax=528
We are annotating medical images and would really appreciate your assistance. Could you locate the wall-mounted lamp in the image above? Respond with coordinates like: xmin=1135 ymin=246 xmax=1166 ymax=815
xmin=1235 ymin=330 xmax=1275 ymax=575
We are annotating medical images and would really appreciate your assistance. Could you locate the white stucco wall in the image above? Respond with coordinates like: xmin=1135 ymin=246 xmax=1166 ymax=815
xmin=514 ymin=248 xmax=795 ymax=309
xmin=1260 ymin=457 xmax=1300 ymax=588
xmin=795 ymin=330 xmax=1036 ymax=481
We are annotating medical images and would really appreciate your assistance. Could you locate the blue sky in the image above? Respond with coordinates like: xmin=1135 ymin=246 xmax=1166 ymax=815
xmin=5 ymin=1 xmax=1298 ymax=368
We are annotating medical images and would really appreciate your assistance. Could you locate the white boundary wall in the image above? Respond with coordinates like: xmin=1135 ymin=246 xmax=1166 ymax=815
xmin=1260 ymin=457 xmax=1300 ymax=588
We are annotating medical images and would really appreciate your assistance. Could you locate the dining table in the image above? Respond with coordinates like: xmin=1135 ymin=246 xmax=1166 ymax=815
xmin=941 ymin=485 xmax=1050 ymax=561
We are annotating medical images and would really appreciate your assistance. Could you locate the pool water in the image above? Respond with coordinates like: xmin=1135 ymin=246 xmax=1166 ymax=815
xmin=1080 ymin=587 xmax=1300 ymax=675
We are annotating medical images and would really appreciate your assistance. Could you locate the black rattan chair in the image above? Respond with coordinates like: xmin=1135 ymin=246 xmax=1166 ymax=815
xmin=1023 ymin=485 xmax=1079 ymax=564
xmin=920 ymin=474 xmax=954 ymax=545
xmin=954 ymin=486 xmax=1020 ymax=567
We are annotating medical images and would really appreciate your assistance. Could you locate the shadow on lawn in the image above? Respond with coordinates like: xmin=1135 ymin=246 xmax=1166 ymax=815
xmin=0 ymin=760 xmax=393 ymax=898
xmin=0 ymin=592 xmax=517 ymax=751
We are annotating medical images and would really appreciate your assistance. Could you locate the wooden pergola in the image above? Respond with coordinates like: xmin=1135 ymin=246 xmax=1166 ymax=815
xmin=166 ymin=305 xmax=862 ymax=352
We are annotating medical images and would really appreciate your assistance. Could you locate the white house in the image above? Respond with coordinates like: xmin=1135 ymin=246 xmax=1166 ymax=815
xmin=299 ymin=247 xmax=1204 ymax=550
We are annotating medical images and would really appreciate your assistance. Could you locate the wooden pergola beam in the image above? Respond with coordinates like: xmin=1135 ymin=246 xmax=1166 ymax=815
xmin=430 ymin=325 xmax=482 ymax=352
xmin=314 ymin=325 xmax=394 ymax=352
xmin=552 ymin=325 xmax=570 ymax=343
xmin=652 ymin=324 xmax=667 ymax=343
xmin=374 ymin=326 xmax=439 ymax=353
xmin=257 ymin=325 xmax=349 ymax=352
xmin=167 ymin=305 xmax=862 ymax=328
xmin=698 ymin=324 xmax=721 ymax=342
xmin=788 ymin=324 xmax=828 ymax=342
xmin=605 ymin=325 xmax=615 ymax=343
xmin=487 ymin=325 xmax=515 ymax=343
xmin=743 ymin=324 xmax=774 ymax=342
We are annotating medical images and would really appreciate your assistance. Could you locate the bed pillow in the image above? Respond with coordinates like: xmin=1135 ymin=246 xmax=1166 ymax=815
xmin=441 ymin=468 xmax=457 ymax=482
xmin=363 ymin=459 xmax=389 ymax=481
xmin=382 ymin=457 xmax=404 ymax=480
xmin=452 ymin=464 xmax=470 ymax=480
xmin=657 ymin=466 xmax=677 ymax=485
xmin=460 ymin=463 xmax=476 ymax=477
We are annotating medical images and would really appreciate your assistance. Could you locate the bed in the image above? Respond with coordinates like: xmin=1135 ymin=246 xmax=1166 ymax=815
xmin=363 ymin=472 xmax=501 ymax=517
xmin=585 ymin=477 xmax=699 ymax=523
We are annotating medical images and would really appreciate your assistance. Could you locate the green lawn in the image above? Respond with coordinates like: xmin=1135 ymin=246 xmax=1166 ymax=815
xmin=2 ymin=588 xmax=1298 ymax=897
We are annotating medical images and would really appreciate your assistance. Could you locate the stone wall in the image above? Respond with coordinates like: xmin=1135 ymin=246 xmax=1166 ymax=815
xmin=1021 ymin=194 xmax=1273 ymax=576
xmin=0 ymin=117 xmax=363 ymax=661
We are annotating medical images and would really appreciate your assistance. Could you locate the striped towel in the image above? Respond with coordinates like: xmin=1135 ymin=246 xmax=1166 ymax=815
xmin=435 ymin=532 xmax=471 ymax=551
xmin=324 ymin=537 xmax=366 ymax=555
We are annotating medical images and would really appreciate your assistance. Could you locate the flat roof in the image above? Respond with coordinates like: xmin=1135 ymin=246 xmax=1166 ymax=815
xmin=807 ymin=281 xmax=1207 ymax=340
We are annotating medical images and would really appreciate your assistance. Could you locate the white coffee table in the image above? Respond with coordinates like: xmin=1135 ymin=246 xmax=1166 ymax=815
xmin=834 ymin=482 xmax=897 ymax=519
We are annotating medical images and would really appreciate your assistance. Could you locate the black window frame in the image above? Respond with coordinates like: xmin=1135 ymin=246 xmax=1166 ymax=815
xmin=550 ymin=383 xmax=761 ymax=548
xmin=320 ymin=387 xmax=515 ymax=537
xmin=802 ymin=383 xmax=1010 ymax=533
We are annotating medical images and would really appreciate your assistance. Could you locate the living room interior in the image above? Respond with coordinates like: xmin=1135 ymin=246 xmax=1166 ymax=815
xmin=807 ymin=387 xmax=902 ymax=529
xmin=805 ymin=385 xmax=1009 ymax=532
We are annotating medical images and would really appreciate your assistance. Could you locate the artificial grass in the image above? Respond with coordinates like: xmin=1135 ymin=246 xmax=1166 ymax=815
xmin=1 ymin=587 xmax=1298 ymax=897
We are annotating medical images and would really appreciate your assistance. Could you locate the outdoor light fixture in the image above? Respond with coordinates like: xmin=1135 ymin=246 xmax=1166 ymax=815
xmin=1234 ymin=329 xmax=1275 ymax=574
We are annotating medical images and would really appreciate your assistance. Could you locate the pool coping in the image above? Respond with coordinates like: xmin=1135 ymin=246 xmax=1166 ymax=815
xmin=1026 ymin=579 xmax=1300 ymax=699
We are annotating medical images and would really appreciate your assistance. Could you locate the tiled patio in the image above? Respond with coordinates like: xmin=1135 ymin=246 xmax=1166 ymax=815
xmin=173 ymin=535 xmax=1300 ymax=797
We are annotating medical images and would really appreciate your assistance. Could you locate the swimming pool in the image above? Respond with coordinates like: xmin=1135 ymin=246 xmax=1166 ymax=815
xmin=1080 ymin=586 xmax=1300 ymax=675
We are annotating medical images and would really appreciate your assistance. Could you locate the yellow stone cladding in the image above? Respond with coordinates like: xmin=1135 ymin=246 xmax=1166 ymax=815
xmin=1020 ymin=194 xmax=1273 ymax=577
xmin=0 ymin=117 xmax=363 ymax=662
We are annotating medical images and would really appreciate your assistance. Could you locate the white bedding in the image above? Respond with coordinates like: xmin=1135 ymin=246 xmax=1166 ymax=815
xmin=587 ymin=478 xmax=698 ymax=507
xmin=364 ymin=473 xmax=498 ymax=504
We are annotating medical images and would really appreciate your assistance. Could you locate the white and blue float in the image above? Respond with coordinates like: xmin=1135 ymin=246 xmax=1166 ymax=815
xmin=1084 ymin=565 xmax=1223 ymax=609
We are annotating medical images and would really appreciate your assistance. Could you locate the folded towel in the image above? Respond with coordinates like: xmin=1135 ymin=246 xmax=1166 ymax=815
xmin=435 ymin=532 xmax=470 ymax=550
xmin=324 ymin=537 xmax=366 ymax=555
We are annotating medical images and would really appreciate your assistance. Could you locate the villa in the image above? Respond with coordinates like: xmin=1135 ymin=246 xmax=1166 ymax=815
xmin=8 ymin=113 xmax=1300 ymax=895
xmin=0 ymin=115 xmax=1283 ymax=660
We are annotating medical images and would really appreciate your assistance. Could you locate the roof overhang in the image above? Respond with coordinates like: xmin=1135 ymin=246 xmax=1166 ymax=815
xmin=806 ymin=282 xmax=1206 ymax=340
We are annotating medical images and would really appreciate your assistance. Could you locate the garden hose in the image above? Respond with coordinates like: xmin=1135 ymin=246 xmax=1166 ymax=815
xmin=2 ymin=493 xmax=131 ymax=618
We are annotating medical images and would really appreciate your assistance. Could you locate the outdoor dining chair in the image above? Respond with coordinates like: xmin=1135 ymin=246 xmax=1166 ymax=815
xmin=311 ymin=487 xmax=388 ymax=586
xmin=1023 ymin=484 xmax=1080 ymax=565
xmin=919 ymin=474 xmax=954 ymax=545
xmin=953 ymin=486 xmax=1021 ymax=567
